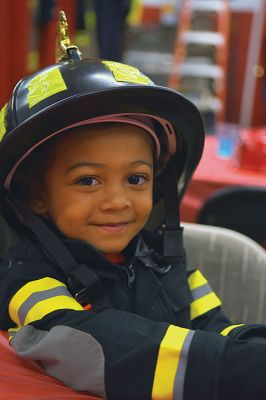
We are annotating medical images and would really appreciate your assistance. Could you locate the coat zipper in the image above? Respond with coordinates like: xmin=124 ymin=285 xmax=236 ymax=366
xmin=126 ymin=263 xmax=135 ymax=288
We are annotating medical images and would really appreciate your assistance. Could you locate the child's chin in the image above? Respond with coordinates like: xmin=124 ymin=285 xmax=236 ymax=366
xmin=97 ymin=241 xmax=129 ymax=255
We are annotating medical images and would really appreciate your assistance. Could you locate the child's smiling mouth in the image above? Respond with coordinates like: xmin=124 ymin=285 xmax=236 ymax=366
xmin=95 ymin=222 xmax=130 ymax=233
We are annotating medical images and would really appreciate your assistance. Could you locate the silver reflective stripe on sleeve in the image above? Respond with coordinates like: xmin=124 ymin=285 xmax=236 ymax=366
xmin=190 ymin=283 xmax=212 ymax=301
xmin=173 ymin=329 xmax=195 ymax=399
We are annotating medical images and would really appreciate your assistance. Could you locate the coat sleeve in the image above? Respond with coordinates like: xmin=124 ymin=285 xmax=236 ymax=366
xmin=1 ymin=257 xmax=266 ymax=400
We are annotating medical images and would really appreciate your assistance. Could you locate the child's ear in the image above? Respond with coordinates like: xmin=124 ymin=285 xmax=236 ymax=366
xmin=27 ymin=183 xmax=48 ymax=216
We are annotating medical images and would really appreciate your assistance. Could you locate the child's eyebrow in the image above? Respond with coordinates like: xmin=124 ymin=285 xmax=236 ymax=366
xmin=65 ymin=162 xmax=103 ymax=174
xmin=131 ymin=160 xmax=153 ymax=169
xmin=66 ymin=160 xmax=153 ymax=174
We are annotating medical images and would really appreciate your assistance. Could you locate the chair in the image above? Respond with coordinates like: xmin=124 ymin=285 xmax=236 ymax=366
xmin=197 ymin=185 xmax=266 ymax=247
xmin=183 ymin=222 xmax=266 ymax=324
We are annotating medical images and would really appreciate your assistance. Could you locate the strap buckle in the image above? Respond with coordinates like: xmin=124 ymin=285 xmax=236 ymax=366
xmin=74 ymin=287 xmax=91 ymax=306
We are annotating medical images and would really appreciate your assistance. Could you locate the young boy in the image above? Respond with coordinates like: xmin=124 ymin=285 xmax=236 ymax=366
xmin=0 ymin=29 xmax=266 ymax=400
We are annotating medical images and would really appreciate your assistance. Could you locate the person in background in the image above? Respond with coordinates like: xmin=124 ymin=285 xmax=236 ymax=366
xmin=93 ymin=0 xmax=131 ymax=61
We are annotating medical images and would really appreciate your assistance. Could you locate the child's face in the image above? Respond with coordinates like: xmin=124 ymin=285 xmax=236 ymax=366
xmin=30 ymin=124 xmax=154 ymax=254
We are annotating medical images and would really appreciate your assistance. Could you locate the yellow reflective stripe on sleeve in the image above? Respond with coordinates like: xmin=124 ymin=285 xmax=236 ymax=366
xmin=190 ymin=291 xmax=221 ymax=320
xmin=9 ymin=277 xmax=83 ymax=326
xmin=9 ymin=277 xmax=67 ymax=323
xmin=27 ymin=66 xmax=67 ymax=108
xmin=188 ymin=269 xmax=208 ymax=290
xmin=220 ymin=324 xmax=245 ymax=336
xmin=23 ymin=295 xmax=83 ymax=325
xmin=152 ymin=325 xmax=191 ymax=400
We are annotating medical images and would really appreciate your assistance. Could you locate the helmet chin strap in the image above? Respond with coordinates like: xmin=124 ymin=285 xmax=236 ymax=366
xmin=162 ymin=155 xmax=184 ymax=260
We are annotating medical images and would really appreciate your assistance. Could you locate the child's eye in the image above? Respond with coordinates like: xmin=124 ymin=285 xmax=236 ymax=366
xmin=76 ymin=176 xmax=99 ymax=186
xmin=127 ymin=175 xmax=147 ymax=185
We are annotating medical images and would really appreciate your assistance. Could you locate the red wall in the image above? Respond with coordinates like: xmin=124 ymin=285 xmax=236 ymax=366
xmin=226 ymin=10 xmax=266 ymax=126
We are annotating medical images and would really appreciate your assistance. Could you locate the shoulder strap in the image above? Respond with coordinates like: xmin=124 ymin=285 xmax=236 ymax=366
xmin=7 ymin=197 xmax=110 ymax=311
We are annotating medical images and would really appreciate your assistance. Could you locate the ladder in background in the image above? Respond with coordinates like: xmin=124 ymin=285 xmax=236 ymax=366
xmin=168 ymin=0 xmax=230 ymax=124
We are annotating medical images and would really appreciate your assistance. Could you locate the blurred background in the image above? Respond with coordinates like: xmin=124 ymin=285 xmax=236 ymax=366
xmin=1 ymin=0 xmax=265 ymax=129
xmin=0 ymin=0 xmax=265 ymax=246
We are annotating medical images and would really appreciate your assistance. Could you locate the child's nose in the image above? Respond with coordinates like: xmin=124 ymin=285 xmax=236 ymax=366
xmin=100 ymin=184 xmax=131 ymax=211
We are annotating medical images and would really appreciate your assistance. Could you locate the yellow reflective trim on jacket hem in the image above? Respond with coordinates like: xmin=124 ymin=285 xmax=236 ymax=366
xmin=220 ymin=324 xmax=245 ymax=336
xmin=9 ymin=277 xmax=83 ymax=325
xmin=188 ymin=269 xmax=208 ymax=290
xmin=152 ymin=325 xmax=190 ymax=399
xmin=190 ymin=291 xmax=221 ymax=320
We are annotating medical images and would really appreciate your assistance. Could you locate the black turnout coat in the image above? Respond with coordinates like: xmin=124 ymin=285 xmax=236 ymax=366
xmin=0 ymin=229 xmax=265 ymax=400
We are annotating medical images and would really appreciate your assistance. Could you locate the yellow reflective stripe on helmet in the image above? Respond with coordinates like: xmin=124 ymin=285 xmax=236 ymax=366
xmin=0 ymin=103 xmax=7 ymax=141
xmin=102 ymin=61 xmax=152 ymax=85
xmin=9 ymin=277 xmax=83 ymax=326
xmin=188 ymin=270 xmax=221 ymax=320
xmin=27 ymin=66 xmax=67 ymax=108
xmin=220 ymin=324 xmax=245 ymax=336
xmin=152 ymin=325 xmax=194 ymax=399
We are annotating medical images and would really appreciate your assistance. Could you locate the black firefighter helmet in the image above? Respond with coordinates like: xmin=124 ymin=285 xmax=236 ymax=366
xmin=0 ymin=58 xmax=205 ymax=195
xmin=0 ymin=12 xmax=205 ymax=262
